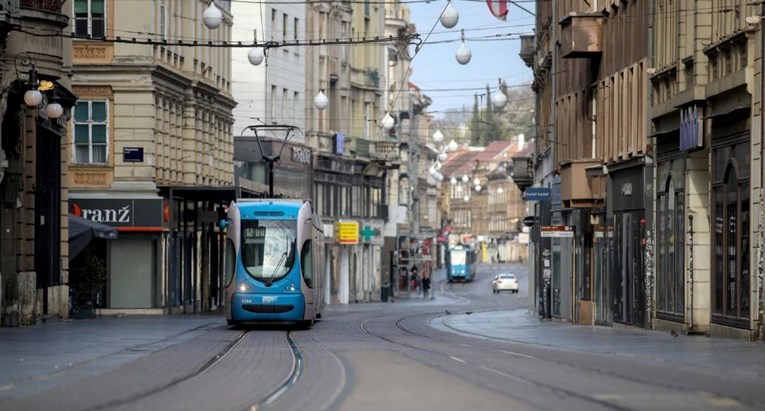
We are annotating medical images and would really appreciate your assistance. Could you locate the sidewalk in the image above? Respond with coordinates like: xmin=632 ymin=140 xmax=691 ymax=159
xmin=432 ymin=308 xmax=765 ymax=378
xmin=0 ymin=315 xmax=222 ymax=399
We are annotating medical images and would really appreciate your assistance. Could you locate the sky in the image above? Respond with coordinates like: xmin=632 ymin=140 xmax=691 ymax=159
xmin=405 ymin=0 xmax=535 ymax=118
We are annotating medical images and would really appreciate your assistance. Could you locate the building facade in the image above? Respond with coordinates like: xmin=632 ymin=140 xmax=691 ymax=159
xmin=521 ymin=0 xmax=765 ymax=340
xmin=231 ymin=0 xmax=305 ymax=137
xmin=1 ymin=0 xmax=77 ymax=326
xmin=69 ymin=0 xmax=236 ymax=314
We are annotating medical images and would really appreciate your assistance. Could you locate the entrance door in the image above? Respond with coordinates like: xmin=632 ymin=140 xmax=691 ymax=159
xmin=34 ymin=126 xmax=61 ymax=314
xmin=613 ymin=212 xmax=646 ymax=327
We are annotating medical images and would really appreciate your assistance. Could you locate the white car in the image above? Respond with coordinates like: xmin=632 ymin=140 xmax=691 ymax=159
xmin=492 ymin=273 xmax=519 ymax=293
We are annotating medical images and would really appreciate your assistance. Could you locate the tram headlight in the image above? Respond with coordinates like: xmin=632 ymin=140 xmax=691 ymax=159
xmin=239 ymin=282 xmax=251 ymax=292
xmin=286 ymin=283 xmax=296 ymax=292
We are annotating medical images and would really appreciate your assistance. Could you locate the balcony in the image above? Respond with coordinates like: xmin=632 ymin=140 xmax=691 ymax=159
xmin=20 ymin=0 xmax=59 ymax=12
xmin=510 ymin=156 xmax=533 ymax=192
xmin=560 ymin=159 xmax=602 ymax=208
xmin=559 ymin=13 xmax=603 ymax=59
xmin=519 ymin=34 xmax=535 ymax=68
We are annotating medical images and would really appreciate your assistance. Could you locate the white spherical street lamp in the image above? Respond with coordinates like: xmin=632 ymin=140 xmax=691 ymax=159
xmin=448 ymin=139 xmax=459 ymax=152
xmin=450 ymin=176 xmax=458 ymax=185
xmin=440 ymin=3 xmax=459 ymax=29
xmin=314 ymin=90 xmax=329 ymax=110
xmin=203 ymin=3 xmax=223 ymax=29
xmin=455 ymin=29 xmax=471 ymax=65
xmin=433 ymin=129 xmax=444 ymax=143
xmin=461 ymin=175 xmax=469 ymax=184
xmin=492 ymin=90 xmax=507 ymax=109
xmin=45 ymin=101 xmax=63 ymax=119
xmin=455 ymin=42 xmax=471 ymax=65
xmin=247 ymin=48 xmax=264 ymax=66
xmin=23 ymin=89 xmax=42 ymax=107
xmin=381 ymin=113 xmax=395 ymax=130
xmin=438 ymin=152 xmax=448 ymax=162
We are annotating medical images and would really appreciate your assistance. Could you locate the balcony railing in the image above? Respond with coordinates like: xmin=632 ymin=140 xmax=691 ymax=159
xmin=20 ymin=0 xmax=61 ymax=13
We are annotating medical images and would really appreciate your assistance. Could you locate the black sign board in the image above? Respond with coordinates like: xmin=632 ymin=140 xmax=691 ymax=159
xmin=70 ymin=198 xmax=163 ymax=228
xmin=123 ymin=147 xmax=144 ymax=162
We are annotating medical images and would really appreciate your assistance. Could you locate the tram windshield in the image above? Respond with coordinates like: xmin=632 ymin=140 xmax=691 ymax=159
xmin=449 ymin=250 xmax=467 ymax=265
xmin=241 ymin=219 xmax=296 ymax=284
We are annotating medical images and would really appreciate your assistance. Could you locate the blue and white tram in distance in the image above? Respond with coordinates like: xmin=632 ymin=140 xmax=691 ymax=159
xmin=221 ymin=199 xmax=326 ymax=328
xmin=445 ymin=244 xmax=477 ymax=283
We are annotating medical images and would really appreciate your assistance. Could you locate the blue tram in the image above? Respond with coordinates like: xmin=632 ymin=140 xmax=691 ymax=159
xmin=222 ymin=199 xmax=326 ymax=327
xmin=446 ymin=244 xmax=476 ymax=283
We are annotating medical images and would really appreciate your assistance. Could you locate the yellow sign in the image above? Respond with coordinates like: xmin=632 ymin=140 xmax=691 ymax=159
xmin=336 ymin=221 xmax=359 ymax=244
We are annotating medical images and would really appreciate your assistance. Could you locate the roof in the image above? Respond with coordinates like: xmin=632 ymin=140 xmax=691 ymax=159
xmin=474 ymin=140 xmax=514 ymax=162
xmin=441 ymin=151 xmax=480 ymax=178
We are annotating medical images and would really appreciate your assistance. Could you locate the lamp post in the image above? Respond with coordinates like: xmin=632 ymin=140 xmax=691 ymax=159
xmin=244 ymin=124 xmax=301 ymax=198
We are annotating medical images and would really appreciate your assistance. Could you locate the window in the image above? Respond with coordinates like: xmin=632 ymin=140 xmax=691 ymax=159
xmin=158 ymin=1 xmax=167 ymax=38
xmin=657 ymin=176 xmax=684 ymax=318
xmin=241 ymin=220 xmax=296 ymax=285
xmin=74 ymin=0 xmax=105 ymax=38
xmin=224 ymin=239 xmax=236 ymax=287
xmin=301 ymin=239 xmax=313 ymax=288
xmin=712 ymin=145 xmax=750 ymax=324
xmin=73 ymin=100 xmax=108 ymax=164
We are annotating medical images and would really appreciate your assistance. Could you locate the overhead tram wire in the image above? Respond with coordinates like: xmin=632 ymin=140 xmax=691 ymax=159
xmin=382 ymin=0 xmax=454 ymax=119
xmin=10 ymin=26 xmax=422 ymax=50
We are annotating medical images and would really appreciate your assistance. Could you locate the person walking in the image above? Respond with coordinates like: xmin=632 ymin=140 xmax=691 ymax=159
xmin=410 ymin=266 xmax=419 ymax=294
xmin=421 ymin=271 xmax=431 ymax=298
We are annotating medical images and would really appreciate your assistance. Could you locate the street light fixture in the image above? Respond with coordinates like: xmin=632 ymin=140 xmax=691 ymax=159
xmin=314 ymin=90 xmax=329 ymax=110
xmin=455 ymin=29 xmax=471 ymax=65
xmin=381 ymin=113 xmax=395 ymax=130
xmin=440 ymin=2 xmax=459 ymax=29
xmin=248 ymin=47 xmax=265 ymax=66
xmin=433 ymin=129 xmax=444 ymax=143
xmin=492 ymin=87 xmax=507 ymax=109
xmin=203 ymin=2 xmax=223 ymax=29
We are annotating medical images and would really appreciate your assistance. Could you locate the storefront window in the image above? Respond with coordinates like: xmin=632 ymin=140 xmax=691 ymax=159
xmin=657 ymin=177 xmax=684 ymax=318
xmin=712 ymin=148 xmax=750 ymax=323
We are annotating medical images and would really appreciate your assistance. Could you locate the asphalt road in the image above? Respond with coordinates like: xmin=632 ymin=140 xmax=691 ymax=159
xmin=1 ymin=262 xmax=764 ymax=411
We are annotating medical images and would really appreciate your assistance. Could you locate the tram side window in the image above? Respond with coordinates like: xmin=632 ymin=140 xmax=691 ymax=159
xmin=301 ymin=240 xmax=313 ymax=288
xmin=224 ymin=239 xmax=236 ymax=286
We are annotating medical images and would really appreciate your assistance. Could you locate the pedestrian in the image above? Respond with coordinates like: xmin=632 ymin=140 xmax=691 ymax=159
xmin=421 ymin=272 xmax=431 ymax=298
xmin=410 ymin=266 xmax=419 ymax=294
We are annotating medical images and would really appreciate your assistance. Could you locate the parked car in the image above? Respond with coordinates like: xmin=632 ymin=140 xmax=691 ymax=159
xmin=492 ymin=273 xmax=519 ymax=293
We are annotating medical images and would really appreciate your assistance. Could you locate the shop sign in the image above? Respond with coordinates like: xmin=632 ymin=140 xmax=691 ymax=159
xmin=360 ymin=220 xmax=384 ymax=246
xmin=70 ymin=198 xmax=163 ymax=229
xmin=322 ymin=223 xmax=335 ymax=239
xmin=540 ymin=225 xmax=574 ymax=238
xmin=336 ymin=220 xmax=359 ymax=244
xmin=522 ymin=187 xmax=551 ymax=202
xmin=679 ymin=105 xmax=703 ymax=151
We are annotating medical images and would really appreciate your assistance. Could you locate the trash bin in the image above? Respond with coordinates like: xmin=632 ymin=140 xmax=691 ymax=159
xmin=381 ymin=283 xmax=391 ymax=302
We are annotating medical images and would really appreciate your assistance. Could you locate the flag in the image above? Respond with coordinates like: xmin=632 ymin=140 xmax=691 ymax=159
xmin=486 ymin=0 xmax=508 ymax=21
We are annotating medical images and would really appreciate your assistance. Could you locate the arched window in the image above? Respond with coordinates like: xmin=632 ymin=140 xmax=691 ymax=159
xmin=657 ymin=176 xmax=684 ymax=318
xmin=713 ymin=162 xmax=750 ymax=322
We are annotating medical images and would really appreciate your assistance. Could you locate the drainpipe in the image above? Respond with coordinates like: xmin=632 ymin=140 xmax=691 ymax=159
xmin=688 ymin=213 xmax=694 ymax=332
xmin=758 ymin=0 xmax=765 ymax=341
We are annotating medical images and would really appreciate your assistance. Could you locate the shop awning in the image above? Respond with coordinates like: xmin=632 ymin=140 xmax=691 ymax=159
xmin=69 ymin=214 xmax=118 ymax=260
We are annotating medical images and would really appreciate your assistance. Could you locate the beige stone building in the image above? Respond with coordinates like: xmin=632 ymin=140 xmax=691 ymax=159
xmin=651 ymin=0 xmax=763 ymax=340
xmin=1 ymin=0 xmax=77 ymax=326
xmin=68 ymin=0 xmax=236 ymax=315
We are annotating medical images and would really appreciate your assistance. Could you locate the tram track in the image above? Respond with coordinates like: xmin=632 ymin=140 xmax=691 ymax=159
xmin=359 ymin=313 xmax=634 ymax=411
xmin=85 ymin=329 xmax=250 ymax=411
